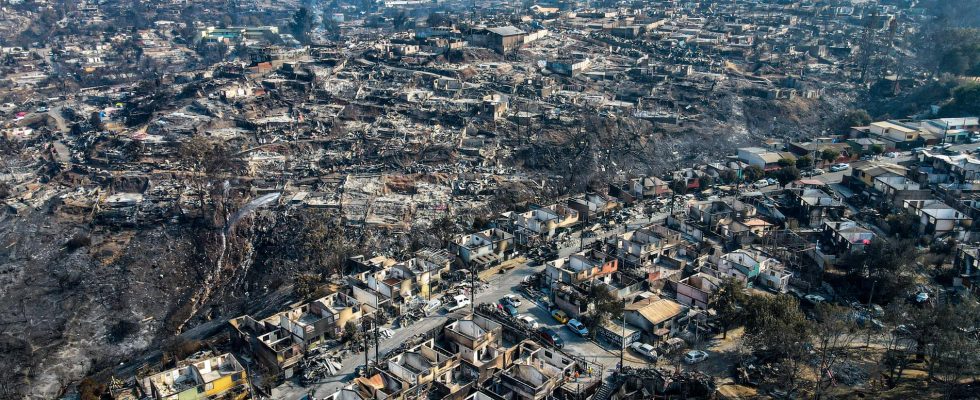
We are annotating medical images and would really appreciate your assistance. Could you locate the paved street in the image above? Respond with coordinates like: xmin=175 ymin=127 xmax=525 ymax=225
xmin=274 ymin=260 xmax=542 ymax=399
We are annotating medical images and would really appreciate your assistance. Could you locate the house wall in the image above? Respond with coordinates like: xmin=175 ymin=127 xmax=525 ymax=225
xmin=675 ymin=281 xmax=709 ymax=309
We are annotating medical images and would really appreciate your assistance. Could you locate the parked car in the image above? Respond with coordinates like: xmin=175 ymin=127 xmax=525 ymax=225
xmin=629 ymin=342 xmax=658 ymax=361
xmin=884 ymin=152 xmax=899 ymax=158
xmin=445 ymin=295 xmax=471 ymax=312
xmin=754 ymin=179 xmax=770 ymax=188
xmin=551 ymin=309 xmax=570 ymax=324
xmin=516 ymin=315 xmax=538 ymax=330
xmin=423 ymin=299 xmax=442 ymax=316
xmin=501 ymin=294 xmax=522 ymax=307
xmin=538 ymin=327 xmax=564 ymax=348
xmin=501 ymin=303 xmax=519 ymax=316
xmin=566 ymin=319 xmax=589 ymax=336
xmin=811 ymin=168 xmax=826 ymax=175
xmin=830 ymin=163 xmax=850 ymax=172
xmin=683 ymin=350 xmax=708 ymax=364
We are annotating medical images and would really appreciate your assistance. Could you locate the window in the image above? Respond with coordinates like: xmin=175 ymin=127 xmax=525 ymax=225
xmin=205 ymin=383 xmax=214 ymax=391
xmin=544 ymin=351 xmax=553 ymax=358
xmin=232 ymin=372 xmax=241 ymax=382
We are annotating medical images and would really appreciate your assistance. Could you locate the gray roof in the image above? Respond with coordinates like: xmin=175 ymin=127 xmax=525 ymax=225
xmin=486 ymin=26 xmax=525 ymax=37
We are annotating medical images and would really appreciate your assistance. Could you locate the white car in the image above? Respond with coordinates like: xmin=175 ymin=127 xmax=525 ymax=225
xmin=502 ymin=294 xmax=522 ymax=307
xmin=830 ymin=163 xmax=850 ymax=172
xmin=629 ymin=342 xmax=658 ymax=361
xmin=445 ymin=295 xmax=471 ymax=312
xmin=516 ymin=315 xmax=538 ymax=330
xmin=683 ymin=350 xmax=708 ymax=364
xmin=754 ymin=179 xmax=770 ymax=188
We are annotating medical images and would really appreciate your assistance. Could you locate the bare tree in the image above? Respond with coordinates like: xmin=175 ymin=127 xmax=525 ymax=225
xmin=812 ymin=303 xmax=860 ymax=399
xmin=178 ymin=135 xmax=239 ymax=226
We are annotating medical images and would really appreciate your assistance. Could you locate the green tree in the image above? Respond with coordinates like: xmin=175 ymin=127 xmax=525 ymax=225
xmin=294 ymin=273 xmax=322 ymax=299
xmin=820 ymin=149 xmax=840 ymax=165
xmin=586 ymin=284 xmax=622 ymax=329
xmin=341 ymin=320 xmax=361 ymax=343
xmin=719 ymin=169 xmax=739 ymax=184
xmin=941 ymin=82 xmax=980 ymax=117
xmin=795 ymin=155 xmax=814 ymax=170
xmin=743 ymin=165 xmax=764 ymax=182
xmin=870 ymin=144 xmax=885 ymax=156
xmin=777 ymin=158 xmax=795 ymax=168
xmin=709 ymin=278 xmax=748 ymax=339
xmin=836 ymin=109 xmax=872 ymax=133
xmin=774 ymin=166 xmax=802 ymax=187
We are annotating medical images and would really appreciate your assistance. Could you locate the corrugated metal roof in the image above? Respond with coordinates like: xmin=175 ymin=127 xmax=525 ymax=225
xmin=486 ymin=26 xmax=526 ymax=36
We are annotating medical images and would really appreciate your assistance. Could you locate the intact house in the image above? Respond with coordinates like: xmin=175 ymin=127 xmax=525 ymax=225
xmin=918 ymin=118 xmax=979 ymax=144
xmin=139 ymin=353 xmax=249 ymax=400
xmin=866 ymin=120 xmax=924 ymax=150
xmin=846 ymin=161 xmax=908 ymax=189
xmin=624 ymin=297 xmax=686 ymax=342
xmin=738 ymin=147 xmax=793 ymax=171
xmin=228 ymin=292 xmax=365 ymax=379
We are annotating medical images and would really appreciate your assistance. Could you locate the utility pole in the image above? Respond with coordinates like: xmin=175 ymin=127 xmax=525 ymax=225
xmin=470 ymin=261 xmax=476 ymax=314
xmin=619 ymin=298 xmax=626 ymax=372
xmin=941 ymin=120 xmax=950 ymax=146
xmin=363 ymin=319 xmax=370 ymax=374
xmin=374 ymin=318 xmax=380 ymax=366
xmin=865 ymin=279 xmax=876 ymax=348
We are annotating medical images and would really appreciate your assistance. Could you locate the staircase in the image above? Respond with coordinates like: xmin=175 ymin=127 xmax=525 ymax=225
xmin=592 ymin=381 xmax=616 ymax=400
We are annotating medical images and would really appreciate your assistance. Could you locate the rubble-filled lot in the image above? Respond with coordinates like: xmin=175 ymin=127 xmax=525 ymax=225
xmin=1 ymin=0 xmax=974 ymax=398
